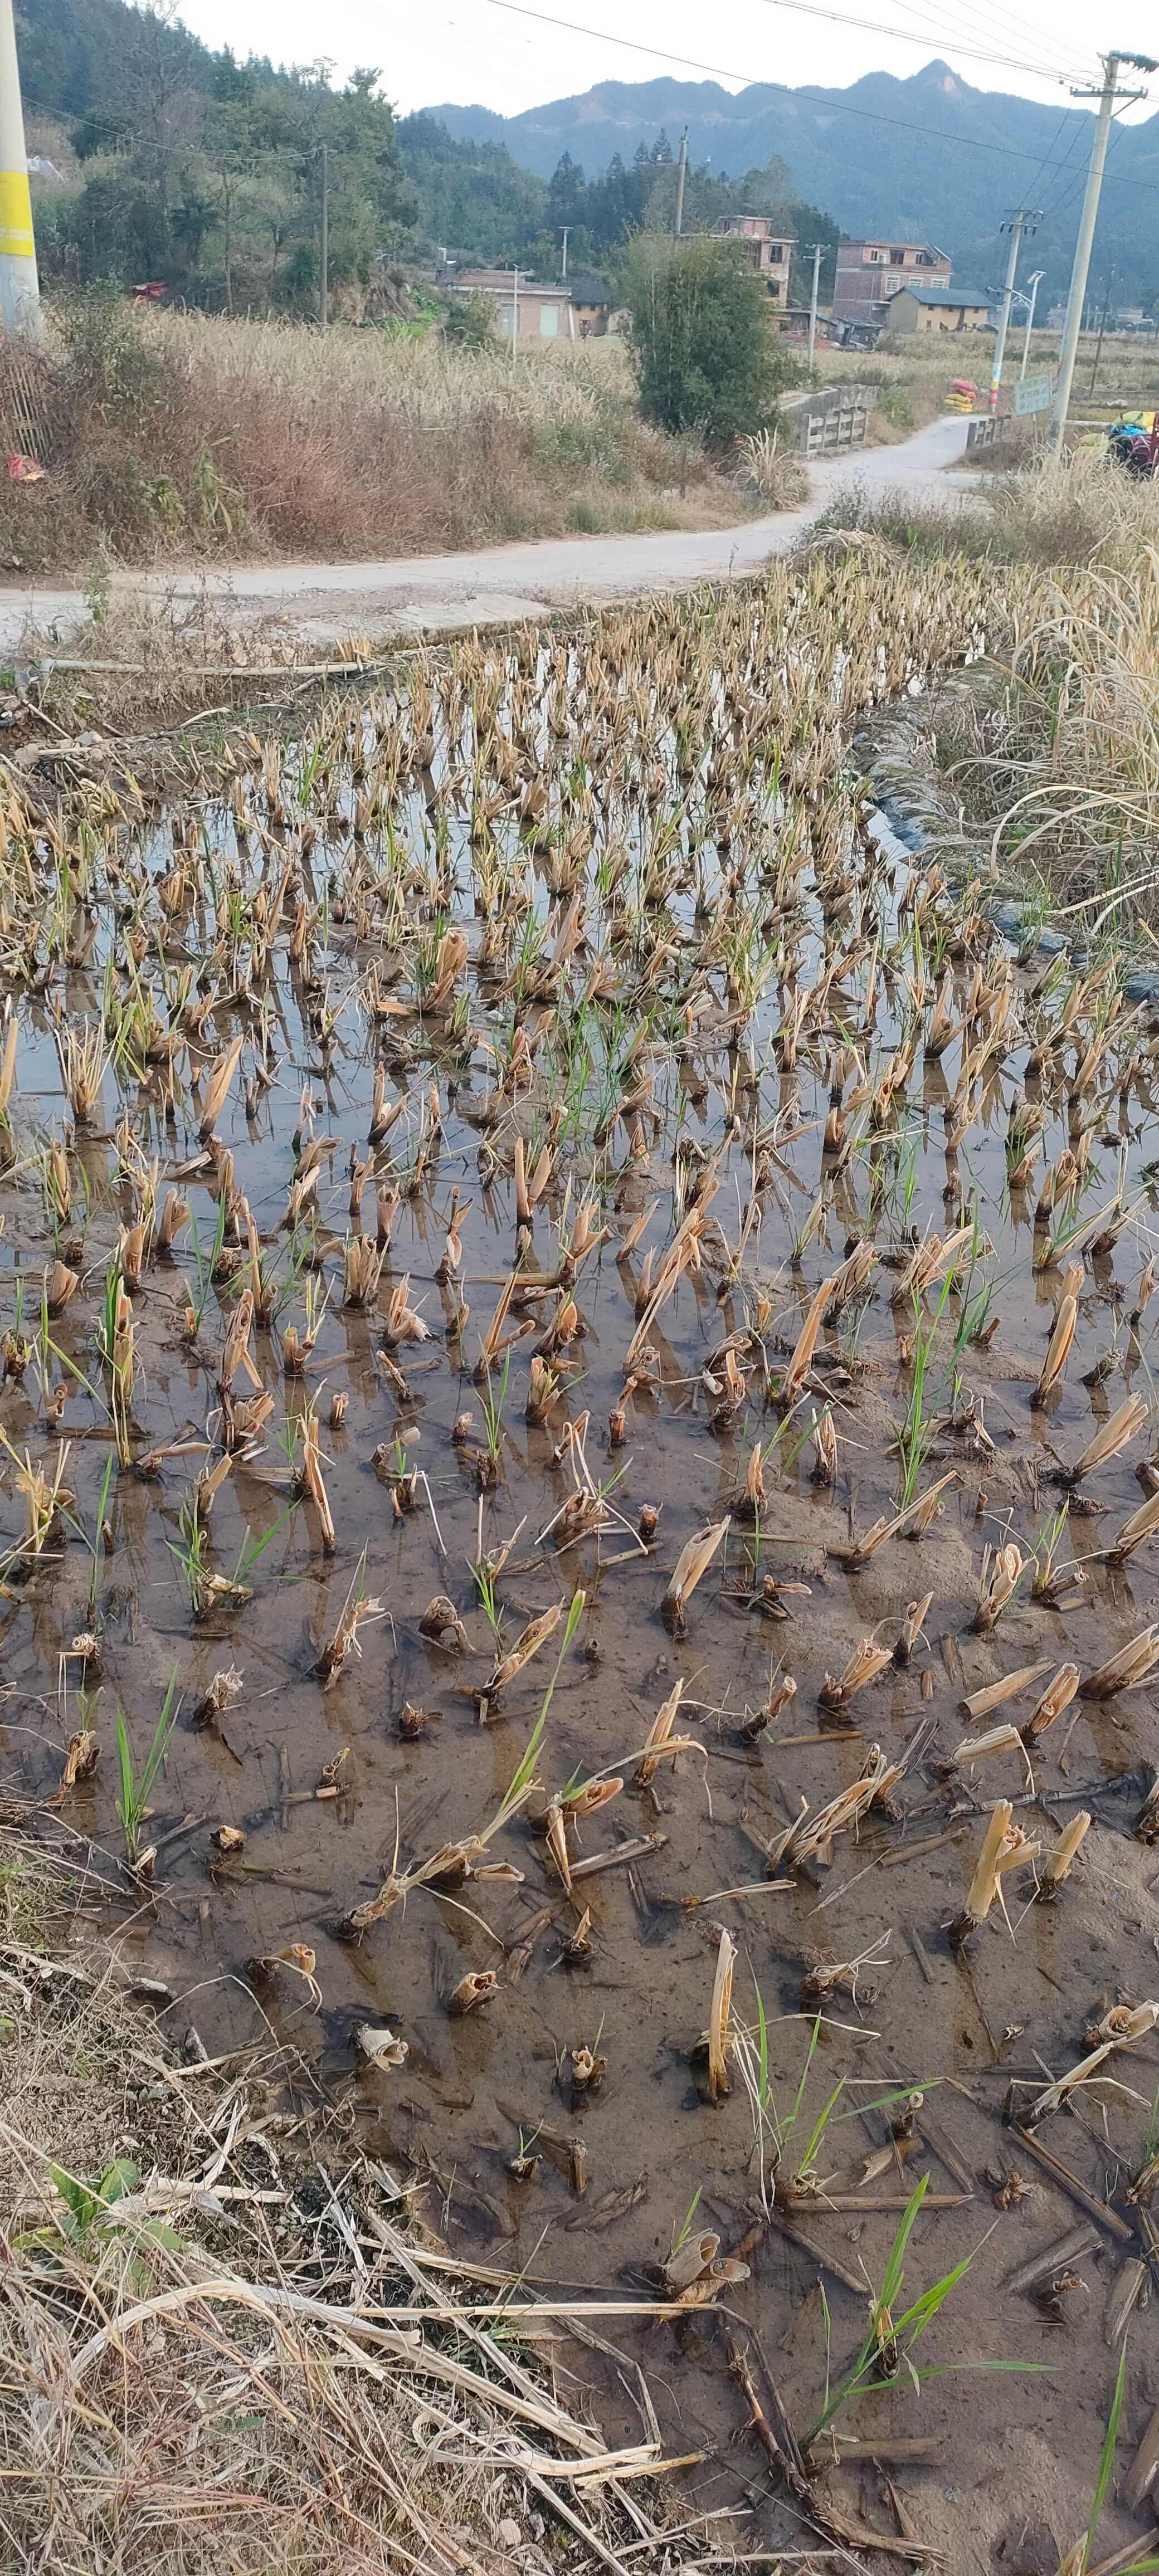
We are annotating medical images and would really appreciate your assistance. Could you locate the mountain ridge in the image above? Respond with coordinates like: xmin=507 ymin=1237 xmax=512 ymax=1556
xmin=426 ymin=62 xmax=1159 ymax=304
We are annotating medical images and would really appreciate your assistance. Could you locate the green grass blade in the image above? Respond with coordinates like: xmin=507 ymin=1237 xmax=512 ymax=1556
xmin=1083 ymin=2343 xmax=1128 ymax=2575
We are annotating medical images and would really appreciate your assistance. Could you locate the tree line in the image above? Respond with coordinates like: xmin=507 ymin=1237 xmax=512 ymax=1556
xmin=22 ymin=0 xmax=840 ymax=314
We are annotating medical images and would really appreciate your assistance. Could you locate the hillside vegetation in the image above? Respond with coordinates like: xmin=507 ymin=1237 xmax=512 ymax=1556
xmin=19 ymin=0 xmax=838 ymax=312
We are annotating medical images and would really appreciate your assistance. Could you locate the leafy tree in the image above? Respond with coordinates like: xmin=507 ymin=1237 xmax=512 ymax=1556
xmin=624 ymin=231 xmax=800 ymax=443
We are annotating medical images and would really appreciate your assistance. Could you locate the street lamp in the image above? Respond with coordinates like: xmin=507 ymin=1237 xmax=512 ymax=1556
xmin=1020 ymin=270 xmax=1045 ymax=377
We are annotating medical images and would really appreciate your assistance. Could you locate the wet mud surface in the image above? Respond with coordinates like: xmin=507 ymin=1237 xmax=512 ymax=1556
xmin=3 ymin=577 xmax=1159 ymax=2568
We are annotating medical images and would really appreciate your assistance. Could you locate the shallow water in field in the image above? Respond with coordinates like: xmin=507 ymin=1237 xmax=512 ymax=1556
xmin=4 ymin=608 xmax=1159 ymax=2565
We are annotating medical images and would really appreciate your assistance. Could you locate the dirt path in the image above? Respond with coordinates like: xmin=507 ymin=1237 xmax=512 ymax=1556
xmin=0 ymin=415 xmax=976 ymax=652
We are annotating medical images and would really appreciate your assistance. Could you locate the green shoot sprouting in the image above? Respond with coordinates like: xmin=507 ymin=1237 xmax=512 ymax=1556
xmin=115 ymin=1670 xmax=181 ymax=1863
xmin=670 ymin=2187 xmax=703 ymax=2257
xmin=802 ymin=2175 xmax=1022 ymax=2446
xmin=1080 ymin=2342 xmax=1128 ymax=2576
xmin=494 ymin=1588 xmax=586 ymax=1827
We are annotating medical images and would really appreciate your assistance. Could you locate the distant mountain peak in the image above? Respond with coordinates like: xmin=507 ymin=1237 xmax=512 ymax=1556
xmin=423 ymin=61 xmax=1158 ymax=306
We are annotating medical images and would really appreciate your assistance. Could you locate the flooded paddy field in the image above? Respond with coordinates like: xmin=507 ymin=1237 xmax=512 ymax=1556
xmin=4 ymin=563 xmax=1159 ymax=2568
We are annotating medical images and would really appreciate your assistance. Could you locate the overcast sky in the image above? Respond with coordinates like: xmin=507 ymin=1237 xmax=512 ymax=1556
xmin=175 ymin=0 xmax=1158 ymax=131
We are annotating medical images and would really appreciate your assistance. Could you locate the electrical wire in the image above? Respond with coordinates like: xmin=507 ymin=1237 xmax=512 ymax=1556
xmin=475 ymin=0 xmax=1158 ymax=189
xmin=806 ymin=0 xmax=1085 ymax=86
xmin=748 ymin=0 xmax=1080 ymax=89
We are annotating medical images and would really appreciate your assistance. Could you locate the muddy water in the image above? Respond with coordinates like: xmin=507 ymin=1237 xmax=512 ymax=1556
xmin=3 ymin=648 xmax=1159 ymax=2567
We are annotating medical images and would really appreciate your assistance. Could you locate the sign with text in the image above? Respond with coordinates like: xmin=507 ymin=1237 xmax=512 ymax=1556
xmin=1015 ymin=372 xmax=1054 ymax=415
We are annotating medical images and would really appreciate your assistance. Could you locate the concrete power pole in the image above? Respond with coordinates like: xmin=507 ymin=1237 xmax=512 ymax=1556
xmin=1049 ymin=49 xmax=1157 ymax=450
xmin=1020 ymin=269 xmax=1044 ymax=377
xmin=318 ymin=142 xmax=329 ymax=331
xmin=989 ymin=209 xmax=1038 ymax=413
xmin=0 ymin=0 xmax=41 ymax=344
xmin=806 ymin=242 xmax=822 ymax=374
xmin=674 ymin=129 xmax=687 ymax=237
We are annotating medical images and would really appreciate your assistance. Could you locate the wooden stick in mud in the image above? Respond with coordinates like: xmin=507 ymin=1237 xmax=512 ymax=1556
xmin=1002 ymin=2223 xmax=1099 ymax=2295
xmin=1008 ymin=2126 xmax=1133 ymax=2244
xmin=727 ymin=2339 xmax=809 ymax=2499
xmin=766 ymin=2204 xmax=865 ymax=2295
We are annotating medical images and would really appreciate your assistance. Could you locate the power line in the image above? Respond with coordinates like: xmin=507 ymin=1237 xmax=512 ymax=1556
xmin=809 ymin=0 xmax=1084 ymax=86
xmin=478 ymin=0 xmax=1159 ymax=190
xmin=878 ymin=0 xmax=1093 ymax=74
xmin=28 ymin=13 xmax=1156 ymax=212
xmin=749 ymin=0 xmax=1079 ymax=89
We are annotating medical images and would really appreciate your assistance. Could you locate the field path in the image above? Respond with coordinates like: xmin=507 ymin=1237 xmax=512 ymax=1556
xmin=0 ymin=414 xmax=975 ymax=652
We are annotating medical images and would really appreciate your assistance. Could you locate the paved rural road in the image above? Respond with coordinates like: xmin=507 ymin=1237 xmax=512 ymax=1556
xmin=0 ymin=414 xmax=976 ymax=654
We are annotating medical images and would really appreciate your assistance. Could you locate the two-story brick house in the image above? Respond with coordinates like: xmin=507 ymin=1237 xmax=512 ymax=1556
xmin=832 ymin=240 xmax=951 ymax=329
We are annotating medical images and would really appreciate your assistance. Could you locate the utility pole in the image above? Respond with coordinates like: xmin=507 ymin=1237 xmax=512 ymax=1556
xmin=318 ymin=142 xmax=328 ymax=331
xmin=1049 ymin=50 xmax=1157 ymax=450
xmin=805 ymin=242 xmax=822 ymax=374
xmin=511 ymin=265 xmax=519 ymax=358
xmin=1020 ymin=269 xmax=1044 ymax=377
xmin=989 ymin=209 xmax=1038 ymax=413
xmin=674 ymin=129 xmax=687 ymax=237
xmin=560 ymin=225 xmax=569 ymax=280
xmin=1089 ymin=267 xmax=1114 ymax=390
xmin=0 ymin=0 xmax=41 ymax=344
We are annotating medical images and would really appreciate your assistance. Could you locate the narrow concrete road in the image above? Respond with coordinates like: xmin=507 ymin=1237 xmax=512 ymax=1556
xmin=0 ymin=415 xmax=976 ymax=653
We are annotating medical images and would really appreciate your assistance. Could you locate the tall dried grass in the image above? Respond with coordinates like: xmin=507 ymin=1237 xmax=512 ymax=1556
xmin=0 ymin=303 xmax=732 ymax=571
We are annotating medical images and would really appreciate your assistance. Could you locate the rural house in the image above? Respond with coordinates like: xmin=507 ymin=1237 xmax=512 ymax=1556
xmin=713 ymin=215 xmax=794 ymax=309
xmin=450 ymin=269 xmax=611 ymax=338
xmin=883 ymin=282 xmax=991 ymax=334
xmin=833 ymin=238 xmax=951 ymax=328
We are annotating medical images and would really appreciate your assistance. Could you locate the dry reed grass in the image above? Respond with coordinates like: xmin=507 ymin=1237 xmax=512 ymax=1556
xmin=0 ymin=304 xmax=739 ymax=573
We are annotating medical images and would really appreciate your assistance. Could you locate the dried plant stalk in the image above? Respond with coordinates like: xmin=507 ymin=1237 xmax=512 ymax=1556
xmin=707 ymin=1927 xmax=735 ymax=2102
xmin=1025 ymin=2006 xmax=1159 ymax=2128
xmin=1039 ymin=1809 xmax=1091 ymax=1894
xmin=484 ymin=1601 xmax=563 ymax=1697
xmin=448 ymin=1970 xmax=498 ymax=2015
xmin=1068 ymin=1394 xmax=1149 ymax=1481
xmin=343 ymin=1233 xmax=385 ymax=1309
xmin=961 ymin=1660 xmax=1053 ymax=1723
xmin=780 ymin=1272 xmax=835 ymax=1401
xmin=299 ymin=1413 xmax=336 ymax=1554
xmin=949 ymin=1801 xmax=1038 ymax=1944
xmin=971 ymin=1543 xmax=1025 ymax=1634
xmin=892 ymin=1224 xmax=972 ymax=1306
xmin=58 ymin=1729 xmax=98 ymax=1793
xmin=831 ymin=1474 xmax=957 ymax=1567
xmin=1033 ymin=1295 xmax=1076 ymax=1407
xmin=894 ymin=1593 xmax=932 ymax=1669
xmin=45 ymin=1259 xmax=78 ymax=1316
xmin=155 ymin=1188 xmax=189 ymax=1251
xmin=1107 ymin=1490 xmax=1159 ymax=1565
xmin=778 ymin=1745 xmax=903 ymax=1871
xmin=220 ymin=1291 xmax=260 ymax=1395
xmin=384 ymin=1274 xmax=432 ymax=1345
xmin=951 ymin=1723 xmax=1027 ymax=1772
xmin=190 ymin=1667 xmax=244 ymax=1730
xmin=419 ymin=1595 xmax=469 ymax=1651
xmin=636 ymin=1679 xmax=684 ymax=1784
xmin=199 ymin=1035 xmax=245 ymax=1140
xmin=819 ymin=1640 xmax=892 ymax=1711
xmin=1083 ymin=1624 xmax=1159 ymax=1698
xmin=810 ymin=1408 xmax=837 ymax=1486
xmin=662 ymin=1516 xmax=729 ymax=1633
xmin=1021 ymin=1663 xmax=1078 ymax=1740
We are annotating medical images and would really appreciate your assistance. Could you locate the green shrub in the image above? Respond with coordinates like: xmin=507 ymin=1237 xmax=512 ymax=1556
xmin=442 ymin=290 xmax=495 ymax=352
xmin=622 ymin=232 xmax=801 ymax=446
